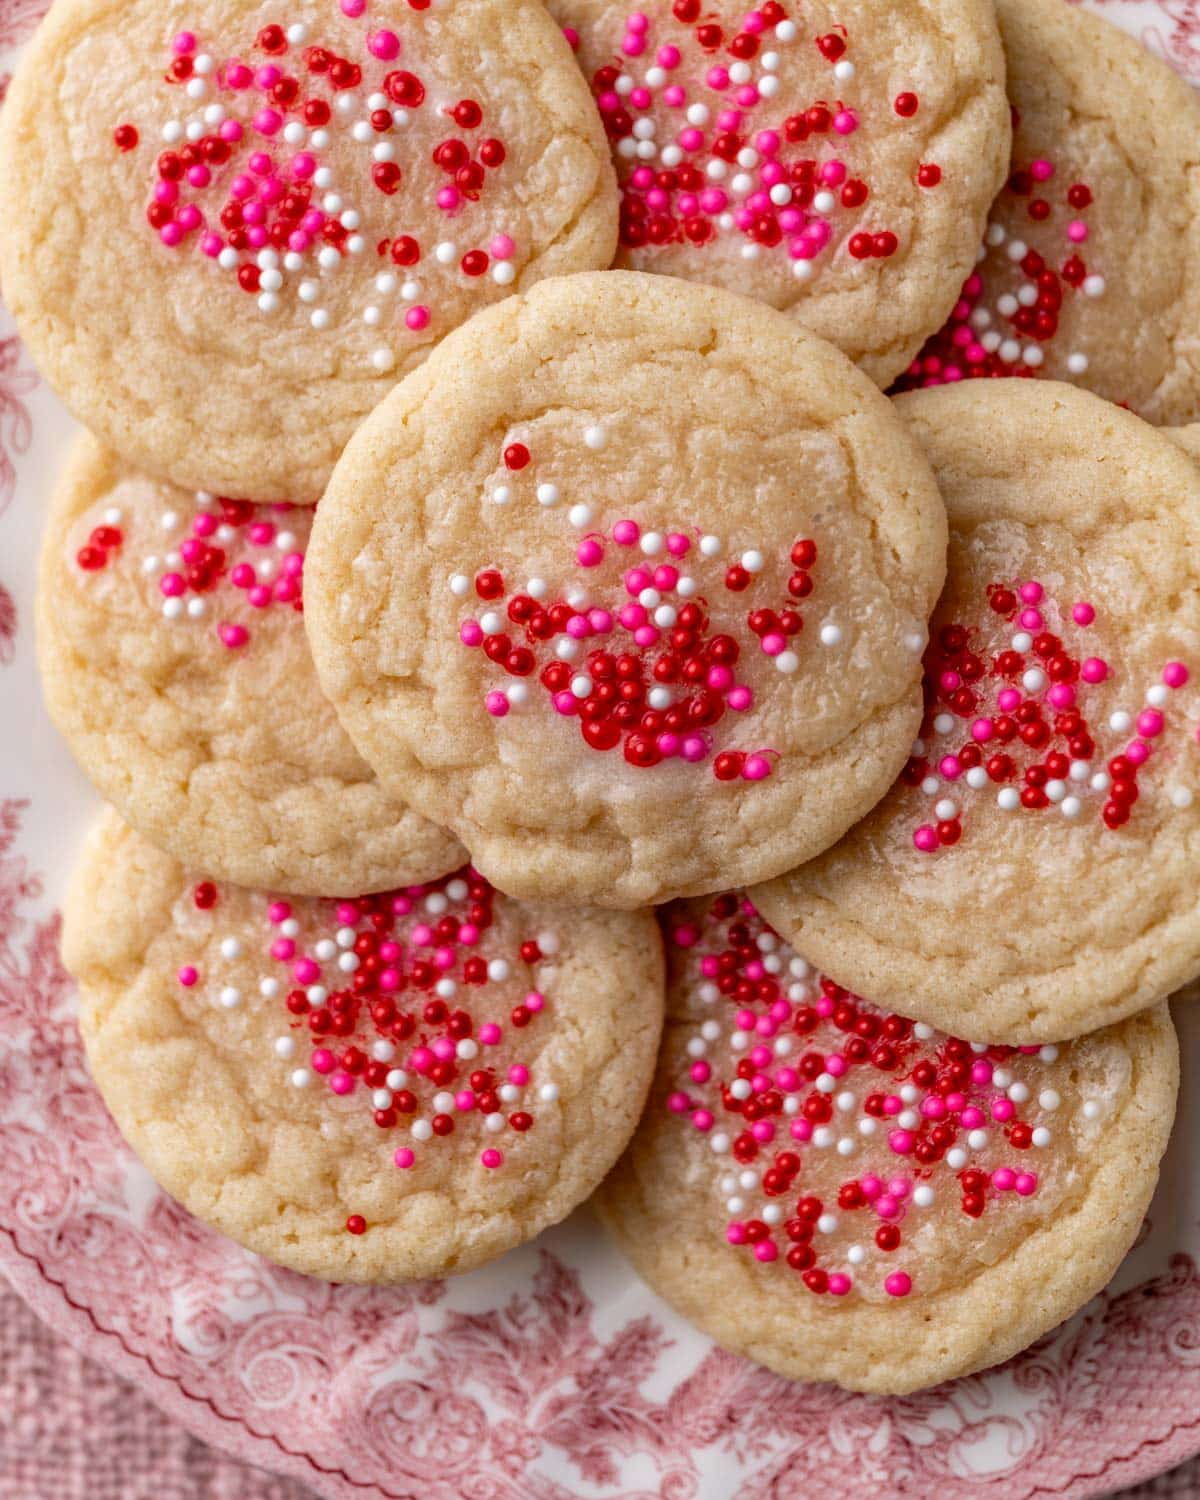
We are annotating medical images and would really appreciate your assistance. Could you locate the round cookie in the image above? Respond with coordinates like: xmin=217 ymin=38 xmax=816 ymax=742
xmin=546 ymin=0 xmax=1010 ymax=388
xmin=0 ymin=0 xmax=617 ymax=502
xmin=64 ymin=808 xmax=664 ymax=1282
xmin=304 ymin=270 xmax=948 ymax=908
xmin=595 ymin=892 xmax=1178 ymax=1395
xmin=38 ymin=432 xmax=463 ymax=896
xmin=754 ymin=381 xmax=1200 ymax=1044
xmin=895 ymin=0 xmax=1200 ymax=423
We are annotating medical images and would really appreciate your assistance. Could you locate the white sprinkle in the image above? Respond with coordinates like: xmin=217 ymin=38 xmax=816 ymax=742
xmin=536 ymin=483 xmax=559 ymax=506
xmin=819 ymin=624 xmax=843 ymax=647
xmin=775 ymin=650 xmax=799 ymax=674
xmin=997 ymin=788 xmax=1020 ymax=811
xmin=539 ymin=1083 xmax=560 ymax=1103
xmin=371 ymin=348 xmax=395 ymax=373
xmin=290 ymin=1068 xmax=311 ymax=1089
xmin=218 ymin=986 xmax=241 ymax=1010
xmin=435 ymin=241 xmax=457 ymax=265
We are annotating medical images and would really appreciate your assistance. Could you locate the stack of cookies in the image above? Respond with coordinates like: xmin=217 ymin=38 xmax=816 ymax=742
xmin=3 ymin=0 xmax=1197 ymax=1396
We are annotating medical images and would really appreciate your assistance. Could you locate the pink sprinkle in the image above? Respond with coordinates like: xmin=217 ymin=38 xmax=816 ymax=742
xmin=270 ymin=938 xmax=294 ymax=962
xmin=833 ymin=109 xmax=857 ymax=134
xmin=997 ymin=687 xmax=1021 ymax=712
xmin=727 ymin=686 xmax=752 ymax=711
xmin=938 ymin=756 xmax=962 ymax=780
xmin=406 ymin=306 xmax=431 ymax=331
xmin=437 ymin=186 xmax=461 ymax=212
xmin=1066 ymin=220 xmax=1088 ymax=244
xmin=341 ymin=0 xmax=366 ymax=13
xmin=460 ymin=621 xmax=484 ymax=647
xmin=691 ymin=1109 xmax=713 ymax=1132
xmin=1015 ymin=1173 xmax=1038 ymax=1196
xmin=1019 ymin=581 xmax=1044 ymax=604
xmin=753 ymin=1241 xmax=777 ymax=1263
xmin=394 ymin=1148 xmax=415 ymax=1168
xmin=742 ymin=755 xmax=772 ymax=781
xmin=479 ymin=1023 xmax=502 ymax=1045
xmin=667 ymin=1091 xmax=690 ymax=1113
xmin=159 ymin=572 xmax=185 ymax=598
xmin=219 ymin=119 xmax=245 ymax=142
xmin=177 ymin=965 xmax=197 ymax=987
xmin=218 ymin=623 xmax=249 ymax=649
xmin=970 ymin=717 xmax=994 ymax=742
xmin=1030 ymin=158 xmax=1055 ymax=181
xmin=827 ymin=1273 xmax=852 ymax=1296
xmin=253 ymin=109 xmax=282 ymax=137
xmin=367 ymin=28 xmax=400 ymax=59
xmin=993 ymin=1167 xmax=1016 ymax=1191
xmin=726 ymin=1223 xmax=748 ymax=1245
xmin=485 ymin=691 xmax=509 ymax=717
xmin=613 ymin=520 xmax=641 ymax=546
xmin=1019 ymin=609 xmax=1043 ymax=630
xmin=268 ymin=901 xmax=291 ymax=923
xmin=311 ymin=1049 xmax=335 ymax=1075
xmin=885 ymin=1272 xmax=913 ymax=1298
xmin=481 ymin=1149 xmax=503 ymax=1169
xmin=888 ymin=1130 xmax=915 ymax=1154
xmin=577 ymin=538 xmax=604 ymax=567
xmin=160 ymin=223 xmax=184 ymax=247
xmin=490 ymin=233 xmax=515 ymax=259
xmin=1125 ymin=740 xmax=1150 ymax=767
xmin=1164 ymin=662 xmax=1190 ymax=688
xmin=293 ymin=958 xmax=318 ymax=984
xmin=172 ymin=32 xmax=196 ymax=54
xmin=991 ymin=1097 xmax=1015 ymax=1122
xmin=1137 ymin=709 xmax=1165 ymax=738
xmin=201 ymin=233 xmax=222 ymax=257
xmin=1081 ymin=657 xmax=1108 ymax=683
xmin=455 ymin=1090 xmax=475 ymax=1111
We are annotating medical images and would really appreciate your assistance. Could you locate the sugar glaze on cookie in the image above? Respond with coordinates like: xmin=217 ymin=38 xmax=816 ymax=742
xmin=664 ymin=893 xmax=1123 ymax=1302
xmin=72 ymin=484 xmax=307 ymax=651
xmin=451 ymin=425 xmax=873 ymax=783
xmin=577 ymin=2 xmax=924 ymax=273
xmin=173 ymin=868 xmax=561 ymax=1234
xmin=109 ymin=3 xmax=521 ymax=368
xmin=903 ymin=575 xmax=1196 ymax=852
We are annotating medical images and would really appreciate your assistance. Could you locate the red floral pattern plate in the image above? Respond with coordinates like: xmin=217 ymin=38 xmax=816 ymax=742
xmin=4 ymin=2 xmax=1200 ymax=1494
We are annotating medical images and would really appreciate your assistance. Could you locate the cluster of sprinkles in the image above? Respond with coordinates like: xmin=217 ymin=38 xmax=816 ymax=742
xmin=902 ymin=577 xmax=1194 ymax=852
xmin=72 ymin=488 xmax=307 ymax=651
xmin=452 ymin=425 xmax=848 ymax=782
xmin=112 ymin=0 xmax=518 ymax=367
xmin=666 ymin=895 xmax=1106 ymax=1299
xmin=177 ymin=870 xmax=561 ymax=1235
xmin=572 ymin=2 xmax=934 ymax=272
xmin=895 ymin=153 xmax=1101 ymax=390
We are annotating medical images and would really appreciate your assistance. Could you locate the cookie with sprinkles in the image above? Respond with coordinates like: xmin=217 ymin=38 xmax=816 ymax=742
xmin=894 ymin=0 xmax=1200 ymax=422
xmin=754 ymin=380 xmax=1200 ymax=1044
xmin=304 ymin=270 xmax=948 ymax=908
xmin=546 ymin=0 xmax=1010 ymax=386
xmin=64 ymin=808 xmax=663 ymax=1281
xmin=38 ymin=433 xmax=464 ymax=895
xmin=594 ymin=892 xmax=1177 ymax=1394
xmin=0 ymin=0 xmax=616 ymax=502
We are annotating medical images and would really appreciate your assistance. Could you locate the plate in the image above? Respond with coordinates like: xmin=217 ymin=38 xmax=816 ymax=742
xmin=4 ymin=2 xmax=1200 ymax=1494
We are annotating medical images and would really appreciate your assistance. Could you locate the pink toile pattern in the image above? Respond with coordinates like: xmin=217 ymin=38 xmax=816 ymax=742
xmin=3 ymin=1 xmax=1200 ymax=1497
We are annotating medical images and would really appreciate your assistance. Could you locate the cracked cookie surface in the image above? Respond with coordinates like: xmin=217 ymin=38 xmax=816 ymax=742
xmin=0 ymin=0 xmax=617 ymax=500
xmin=65 ymin=808 xmax=664 ymax=1282
xmin=755 ymin=381 xmax=1200 ymax=1042
xmin=38 ymin=433 xmax=463 ymax=895
xmin=304 ymin=270 xmax=948 ymax=908
xmin=594 ymin=891 xmax=1177 ymax=1394
xmin=547 ymin=0 xmax=1009 ymax=388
